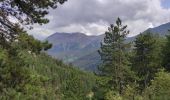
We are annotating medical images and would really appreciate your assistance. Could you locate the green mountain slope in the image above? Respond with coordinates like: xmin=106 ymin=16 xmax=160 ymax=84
xmin=24 ymin=51 xmax=97 ymax=100
xmin=0 ymin=32 xmax=97 ymax=99
xmin=72 ymin=50 xmax=101 ymax=71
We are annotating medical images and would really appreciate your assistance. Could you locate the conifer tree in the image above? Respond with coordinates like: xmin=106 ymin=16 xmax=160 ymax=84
xmin=0 ymin=0 xmax=67 ymax=48
xmin=132 ymin=32 xmax=162 ymax=89
xmin=162 ymin=31 xmax=170 ymax=71
xmin=98 ymin=18 xmax=131 ymax=94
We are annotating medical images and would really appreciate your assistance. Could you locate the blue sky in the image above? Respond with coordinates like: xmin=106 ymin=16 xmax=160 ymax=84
xmin=28 ymin=0 xmax=170 ymax=40
xmin=162 ymin=0 xmax=170 ymax=9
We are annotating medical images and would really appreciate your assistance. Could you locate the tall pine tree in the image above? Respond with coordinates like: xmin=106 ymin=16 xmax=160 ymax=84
xmin=98 ymin=18 xmax=131 ymax=94
xmin=132 ymin=32 xmax=162 ymax=89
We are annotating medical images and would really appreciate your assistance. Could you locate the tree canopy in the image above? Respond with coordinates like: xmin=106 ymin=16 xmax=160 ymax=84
xmin=0 ymin=0 xmax=67 ymax=47
xmin=98 ymin=18 xmax=134 ymax=94
xmin=132 ymin=32 xmax=162 ymax=88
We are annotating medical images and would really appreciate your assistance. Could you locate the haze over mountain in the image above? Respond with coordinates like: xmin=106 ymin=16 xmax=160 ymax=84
xmin=46 ymin=22 xmax=170 ymax=71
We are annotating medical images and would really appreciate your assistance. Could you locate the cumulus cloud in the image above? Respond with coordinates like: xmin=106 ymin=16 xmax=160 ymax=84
xmin=28 ymin=0 xmax=170 ymax=39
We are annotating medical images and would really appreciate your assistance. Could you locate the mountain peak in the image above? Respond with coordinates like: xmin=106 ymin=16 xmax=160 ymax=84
xmin=48 ymin=32 xmax=86 ymax=38
xmin=46 ymin=22 xmax=170 ymax=71
xmin=144 ymin=22 xmax=170 ymax=36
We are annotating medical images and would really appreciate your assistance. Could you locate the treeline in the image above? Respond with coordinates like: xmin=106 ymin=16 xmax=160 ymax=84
xmin=0 ymin=0 xmax=97 ymax=99
xmin=1 ymin=0 xmax=170 ymax=100
xmin=1 ymin=22 xmax=170 ymax=100
xmin=0 ymin=32 xmax=96 ymax=100
xmin=94 ymin=18 xmax=170 ymax=100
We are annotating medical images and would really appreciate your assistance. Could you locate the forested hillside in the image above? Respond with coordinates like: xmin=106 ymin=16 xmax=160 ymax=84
xmin=0 ymin=0 xmax=96 ymax=99
xmin=94 ymin=18 xmax=170 ymax=100
xmin=1 ymin=0 xmax=170 ymax=100
xmin=0 ymin=32 xmax=97 ymax=99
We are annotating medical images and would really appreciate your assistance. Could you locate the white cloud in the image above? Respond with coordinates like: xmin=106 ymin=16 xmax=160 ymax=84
xmin=28 ymin=0 xmax=170 ymax=39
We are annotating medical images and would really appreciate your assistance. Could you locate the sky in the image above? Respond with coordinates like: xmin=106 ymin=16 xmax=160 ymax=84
xmin=28 ymin=0 xmax=170 ymax=40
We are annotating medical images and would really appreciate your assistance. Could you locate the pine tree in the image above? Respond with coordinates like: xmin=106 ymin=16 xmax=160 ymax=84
xmin=132 ymin=32 xmax=162 ymax=89
xmin=0 ymin=0 xmax=67 ymax=48
xmin=162 ymin=31 xmax=170 ymax=71
xmin=98 ymin=18 xmax=131 ymax=94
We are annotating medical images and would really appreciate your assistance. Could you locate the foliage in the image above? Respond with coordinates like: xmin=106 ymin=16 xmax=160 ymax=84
xmin=132 ymin=32 xmax=163 ymax=88
xmin=0 ymin=30 xmax=97 ymax=100
xmin=162 ymin=31 xmax=170 ymax=71
xmin=14 ymin=32 xmax=52 ymax=54
xmin=92 ymin=76 xmax=111 ymax=99
xmin=0 ymin=0 xmax=67 ymax=48
xmin=0 ymin=2 xmax=170 ymax=98
xmin=98 ymin=18 xmax=135 ymax=94
xmin=143 ymin=69 xmax=170 ymax=100
xmin=104 ymin=91 xmax=122 ymax=100
xmin=0 ymin=48 xmax=49 ymax=99
xmin=95 ymin=19 xmax=169 ymax=100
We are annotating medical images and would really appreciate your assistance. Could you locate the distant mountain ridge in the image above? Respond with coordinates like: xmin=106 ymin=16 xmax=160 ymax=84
xmin=144 ymin=22 xmax=170 ymax=36
xmin=46 ymin=22 xmax=170 ymax=71
xmin=47 ymin=32 xmax=103 ymax=70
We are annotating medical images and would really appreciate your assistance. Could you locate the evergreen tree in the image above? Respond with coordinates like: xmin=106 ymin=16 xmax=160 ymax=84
xmin=14 ymin=32 xmax=52 ymax=54
xmin=98 ymin=18 xmax=131 ymax=94
xmin=132 ymin=32 xmax=162 ymax=89
xmin=143 ymin=69 xmax=170 ymax=100
xmin=0 ymin=0 xmax=67 ymax=48
xmin=162 ymin=31 xmax=170 ymax=71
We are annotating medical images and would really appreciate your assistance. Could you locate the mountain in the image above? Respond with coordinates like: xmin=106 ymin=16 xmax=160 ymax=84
xmin=46 ymin=32 xmax=135 ymax=71
xmin=46 ymin=32 xmax=103 ymax=71
xmin=144 ymin=22 xmax=170 ymax=36
xmin=72 ymin=50 xmax=101 ymax=71
xmin=46 ymin=22 xmax=170 ymax=71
